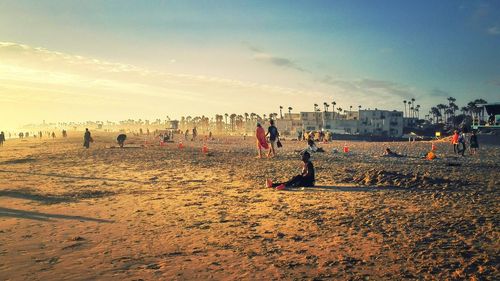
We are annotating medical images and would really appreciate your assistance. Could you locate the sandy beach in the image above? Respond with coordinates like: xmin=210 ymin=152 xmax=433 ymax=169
xmin=0 ymin=132 xmax=498 ymax=280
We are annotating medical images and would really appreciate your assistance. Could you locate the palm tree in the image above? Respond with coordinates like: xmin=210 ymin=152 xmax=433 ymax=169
xmin=224 ymin=113 xmax=229 ymax=130
xmin=436 ymin=104 xmax=446 ymax=123
xmin=403 ymin=100 xmax=407 ymax=117
xmin=430 ymin=107 xmax=441 ymax=124
xmin=279 ymin=106 xmax=283 ymax=119
xmin=411 ymin=98 xmax=416 ymax=118
xmin=416 ymin=105 xmax=421 ymax=119
xmin=244 ymin=112 xmax=249 ymax=122
xmin=230 ymin=113 xmax=237 ymax=131
xmin=331 ymin=101 xmax=337 ymax=120
xmin=288 ymin=107 xmax=293 ymax=119
xmin=460 ymin=106 xmax=468 ymax=116
xmin=314 ymin=103 xmax=319 ymax=112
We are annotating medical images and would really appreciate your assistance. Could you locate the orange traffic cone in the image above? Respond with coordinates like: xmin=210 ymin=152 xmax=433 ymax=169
xmin=343 ymin=143 xmax=349 ymax=153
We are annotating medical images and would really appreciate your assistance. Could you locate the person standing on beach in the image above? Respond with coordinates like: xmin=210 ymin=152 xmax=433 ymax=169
xmin=256 ymin=123 xmax=269 ymax=158
xmin=83 ymin=128 xmax=92 ymax=149
xmin=266 ymin=120 xmax=279 ymax=158
xmin=469 ymin=131 xmax=479 ymax=155
xmin=451 ymin=130 xmax=459 ymax=154
xmin=457 ymin=132 xmax=467 ymax=156
xmin=192 ymin=127 xmax=197 ymax=141
xmin=0 ymin=131 xmax=5 ymax=147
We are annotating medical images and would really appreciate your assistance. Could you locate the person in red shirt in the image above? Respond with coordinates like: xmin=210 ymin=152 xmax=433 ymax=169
xmin=451 ymin=130 xmax=459 ymax=154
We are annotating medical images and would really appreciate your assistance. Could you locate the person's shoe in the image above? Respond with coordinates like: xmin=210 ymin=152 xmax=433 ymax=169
xmin=266 ymin=179 xmax=273 ymax=188
xmin=275 ymin=184 xmax=286 ymax=191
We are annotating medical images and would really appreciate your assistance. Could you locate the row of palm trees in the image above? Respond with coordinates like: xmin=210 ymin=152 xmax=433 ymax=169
xmin=403 ymin=98 xmax=421 ymax=119
xmin=426 ymin=98 xmax=487 ymax=125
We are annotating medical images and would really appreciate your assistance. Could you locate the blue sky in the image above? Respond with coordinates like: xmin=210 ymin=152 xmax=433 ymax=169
xmin=0 ymin=0 xmax=499 ymax=128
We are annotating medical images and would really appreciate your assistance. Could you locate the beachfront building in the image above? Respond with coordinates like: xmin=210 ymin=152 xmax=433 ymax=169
xmin=274 ymin=113 xmax=303 ymax=135
xmin=298 ymin=109 xmax=403 ymax=137
xmin=358 ymin=109 xmax=403 ymax=137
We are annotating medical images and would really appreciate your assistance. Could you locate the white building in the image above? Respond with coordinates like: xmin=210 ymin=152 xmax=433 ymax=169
xmin=358 ymin=110 xmax=403 ymax=137
xmin=299 ymin=109 xmax=404 ymax=137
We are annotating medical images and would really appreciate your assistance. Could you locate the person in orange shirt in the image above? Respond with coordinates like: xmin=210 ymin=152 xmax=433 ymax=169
xmin=451 ymin=130 xmax=459 ymax=154
xmin=255 ymin=123 xmax=269 ymax=158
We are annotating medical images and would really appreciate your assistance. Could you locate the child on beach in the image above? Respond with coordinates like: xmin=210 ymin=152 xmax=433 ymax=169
xmin=266 ymin=151 xmax=315 ymax=190
xmin=255 ymin=123 xmax=269 ymax=158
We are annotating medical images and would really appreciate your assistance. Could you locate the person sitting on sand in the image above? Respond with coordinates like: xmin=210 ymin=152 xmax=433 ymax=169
xmin=381 ymin=147 xmax=404 ymax=157
xmin=117 ymin=134 xmax=127 ymax=148
xmin=256 ymin=123 xmax=269 ymax=158
xmin=266 ymin=151 xmax=315 ymax=190
xmin=83 ymin=128 xmax=92 ymax=149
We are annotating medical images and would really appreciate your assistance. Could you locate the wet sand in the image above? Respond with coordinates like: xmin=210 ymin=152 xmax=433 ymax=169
xmin=0 ymin=132 xmax=498 ymax=280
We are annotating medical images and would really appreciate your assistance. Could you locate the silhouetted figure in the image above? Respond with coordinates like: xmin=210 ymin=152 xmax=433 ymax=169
xmin=117 ymin=134 xmax=127 ymax=148
xmin=192 ymin=127 xmax=197 ymax=141
xmin=62 ymin=130 xmax=67 ymax=138
xmin=19 ymin=132 xmax=24 ymax=139
xmin=83 ymin=128 xmax=92 ymax=148
xmin=0 ymin=131 xmax=5 ymax=146
xmin=469 ymin=131 xmax=479 ymax=155
xmin=51 ymin=132 xmax=56 ymax=139
xmin=39 ymin=131 xmax=43 ymax=138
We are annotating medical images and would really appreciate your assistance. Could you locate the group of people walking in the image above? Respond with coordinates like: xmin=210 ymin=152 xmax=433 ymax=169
xmin=255 ymin=120 xmax=280 ymax=158
xmin=451 ymin=130 xmax=479 ymax=156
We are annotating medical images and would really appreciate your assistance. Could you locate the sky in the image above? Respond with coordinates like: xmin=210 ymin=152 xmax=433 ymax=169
xmin=0 ymin=0 xmax=499 ymax=129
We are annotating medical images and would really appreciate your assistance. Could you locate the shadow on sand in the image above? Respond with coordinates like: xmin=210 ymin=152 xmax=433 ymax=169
xmin=0 ymin=207 xmax=113 ymax=223
xmin=0 ymin=190 xmax=76 ymax=204
xmin=286 ymin=185 xmax=408 ymax=192
xmin=0 ymin=169 xmax=149 ymax=184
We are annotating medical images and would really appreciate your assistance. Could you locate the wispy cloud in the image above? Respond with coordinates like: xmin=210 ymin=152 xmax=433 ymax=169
xmin=487 ymin=26 xmax=500 ymax=35
xmin=244 ymin=42 xmax=307 ymax=72
xmin=0 ymin=41 xmax=327 ymax=124
xmin=429 ymin=88 xmax=450 ymax=97
xmin=318 ymin=75 xmax=415 ymax=100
